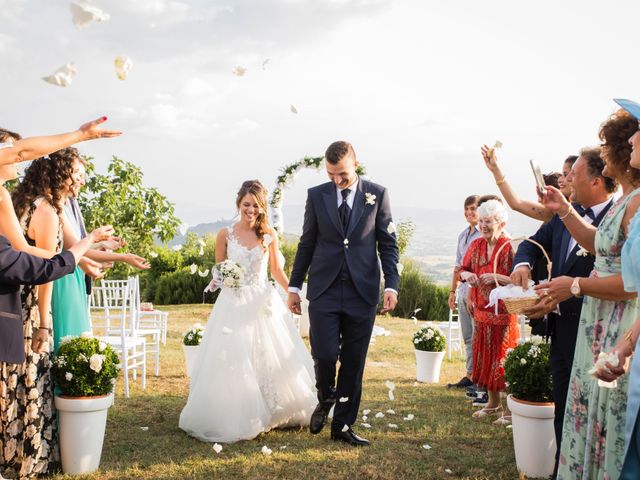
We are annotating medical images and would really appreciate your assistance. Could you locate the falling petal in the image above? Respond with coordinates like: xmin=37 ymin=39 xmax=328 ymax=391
xmin=213 ymin=443 xmax=223 ymax=453
xmin=290 ymin=104 xmax=298 ymax=114
xmin=43 ymin=63 xmax=77 ymax=87
xmin=140 ymin=426 xmax=149 ymax=431
xmin=445 ymin=469 xmax=453 ymax=474
xmin=198 ymin=269 xmax=209 ymax=277
xmin=386 ymin=409 xmax=395 ymax=415
xmin=387 ymin=222 xmax=397 ymax=234
xmin=178 ymin=223 xmax=189 ymax=236
xmin=363 ymin=409 xmax=371 ymax=415
xmin=190 ymin=264 xmax=197 ymax=275
xmin=339 ymin=397 xmax=349 ymax=403
xmin=341 ymin=425 xmax=349 ymax=432
xmin=279 ymin=446 xmax=287 ymax=450
xmin=361 ymin=423 xmax=371 ymax=428
xmin=261 ymin=445 xmax=272 ymax=455
xmin=70 ymin=2 xmax=109 ymax=29
xmin=114 ymin=55 xmax=133 ymax=80
xmin=422 ymin=444 xmax=431 ymax=450
xmin=375 ymin=412 xmax=385 ymax=419
xmin=148 ymin=251 xmax=158 ymax=258
xmin=388 ymin=423 xmax=398 ymax=429
xmin=403 ymin=414 xmax=415 ymax=421
xmin=362 ymin=415 xmax=368 ymax=421
xmin=232 ymin=65 xmax=247 ymax=77
xmin=493 ymin=140 xmax=503 ymax=149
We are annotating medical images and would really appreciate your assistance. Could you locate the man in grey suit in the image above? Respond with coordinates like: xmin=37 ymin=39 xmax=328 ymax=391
xmin=287 ymin=141 xmax=399 ymax=446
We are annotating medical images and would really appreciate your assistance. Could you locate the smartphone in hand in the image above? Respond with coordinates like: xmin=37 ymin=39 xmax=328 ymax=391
xmin=530 ymin=159 xmax=546 ymax=196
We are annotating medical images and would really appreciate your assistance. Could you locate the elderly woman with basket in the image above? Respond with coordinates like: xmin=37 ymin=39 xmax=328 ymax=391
xmin=460 ymin=199 xmax=520 ymax=424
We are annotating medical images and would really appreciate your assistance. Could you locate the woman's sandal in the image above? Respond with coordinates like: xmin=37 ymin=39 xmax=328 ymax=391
xmin=471 ymin=406 xmax=502 ymax=418
xmin=492 ymin=415 xmax=512 ymax=426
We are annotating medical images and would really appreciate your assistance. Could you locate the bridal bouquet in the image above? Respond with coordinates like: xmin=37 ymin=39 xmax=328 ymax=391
xmin=204 ymin=259 xmax=245 ymax=292
xmin=183 ymin=324 xmax=205 ymax=346
xmin=52 ymin=332 xmax=120 ymax=397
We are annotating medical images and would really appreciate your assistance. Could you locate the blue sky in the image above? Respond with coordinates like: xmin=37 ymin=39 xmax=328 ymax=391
xmin=1 ymin=0 xmax=639 ymax=227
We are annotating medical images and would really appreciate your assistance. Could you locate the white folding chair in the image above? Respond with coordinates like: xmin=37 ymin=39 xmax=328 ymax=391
xmin=128 ymin=276 xmax=162 ymax=376
xmin=92 ymin=280 xmax=147 ymax=398
xmin=433 ymin=307 xmax=463 ymax=360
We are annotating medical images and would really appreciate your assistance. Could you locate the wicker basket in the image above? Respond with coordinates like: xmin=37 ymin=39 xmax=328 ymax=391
xmin=493 ymin=237 xmax=552 ymax=315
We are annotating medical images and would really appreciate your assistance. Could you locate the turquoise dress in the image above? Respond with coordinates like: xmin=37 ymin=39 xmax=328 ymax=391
xmin=51 ymin=202 xmax=90 ymax=351
xmin=621 ymin=209 xmax=640 ymax=480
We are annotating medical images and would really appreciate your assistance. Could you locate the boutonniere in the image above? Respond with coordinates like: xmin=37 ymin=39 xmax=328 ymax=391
xmin=365 ymin=193 xmax=376 ymax=205
xmin=576 ymin=246 xmax=590 ymax=257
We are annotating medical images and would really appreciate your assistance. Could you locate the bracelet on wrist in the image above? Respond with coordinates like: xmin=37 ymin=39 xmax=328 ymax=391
xmin=559 ymin=206 xmax=572 ymax=220
xmin=495 ymin=177 xmax=506 ymax=186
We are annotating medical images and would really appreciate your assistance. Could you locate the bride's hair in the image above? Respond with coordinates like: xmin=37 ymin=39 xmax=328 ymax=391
xmin=236 ymin=180 xmax=270 ymax=247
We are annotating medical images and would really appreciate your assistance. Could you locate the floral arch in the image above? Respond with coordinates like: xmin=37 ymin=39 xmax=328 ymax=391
xmin=268 ymin=156 xmax=367 ymax=233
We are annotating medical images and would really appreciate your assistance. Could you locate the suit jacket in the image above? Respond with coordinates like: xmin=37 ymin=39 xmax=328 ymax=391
xmin=0 ymin=236 xmax=76 ymax=364
xmin=513 ymin=201 xmax=613 ymax=323
xmin=289 ymin=178 xmax=400 ymax=306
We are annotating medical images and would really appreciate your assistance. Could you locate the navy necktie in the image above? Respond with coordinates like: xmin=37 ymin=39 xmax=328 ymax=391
xmin=339 ymin=189 xmax=351 ymax=231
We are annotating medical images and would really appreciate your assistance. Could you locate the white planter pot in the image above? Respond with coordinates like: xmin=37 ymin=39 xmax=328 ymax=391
xmin=507 ymin=394 xmax=556 ymax=479
xmin=183 ymin=344 xmax=200 ymax=377
xmin=55 ymin=393 xmax=113 ymax=475
xmin=415 ymin=349 xmax=445 ymax=383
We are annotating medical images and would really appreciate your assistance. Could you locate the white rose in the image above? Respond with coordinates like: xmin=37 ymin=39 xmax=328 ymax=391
xmin=520 ymin=358 xmax=527 ymax=365
xmin=223 ymin=277 xmax=234 ymax=288
xmin=65 ymin=372 xmax=73 ymax=381
xmin=80 ymin=331 xmax=93 ymax=339
xmin=89 ymin=354 xmax=104 ymax=373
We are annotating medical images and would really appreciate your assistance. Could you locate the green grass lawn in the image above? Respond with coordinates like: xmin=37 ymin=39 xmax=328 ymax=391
xmin=54 ymin=305 xmax=517 ymax=480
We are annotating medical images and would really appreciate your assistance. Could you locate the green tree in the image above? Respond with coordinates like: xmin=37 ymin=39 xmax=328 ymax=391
xmin=80 ymin=156 xmax=181 ymax=276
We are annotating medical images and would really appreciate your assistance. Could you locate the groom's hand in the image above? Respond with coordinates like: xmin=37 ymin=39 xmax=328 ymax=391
xmin=287 ymin=292 xmax=302 ymax=315
xmin=380 ymin=291 xmax=398 ymax=314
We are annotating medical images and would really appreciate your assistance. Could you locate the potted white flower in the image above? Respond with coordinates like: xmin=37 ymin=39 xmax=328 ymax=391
xmin=413 ymin=324 xmax=446 ymax=383
xmin=183 ymin=324 xmax=205 ymax=377
xmin=504 ymin=337 xmax=555 ymax=479
xmin=51 ymin=332 xmax=119 ymax=475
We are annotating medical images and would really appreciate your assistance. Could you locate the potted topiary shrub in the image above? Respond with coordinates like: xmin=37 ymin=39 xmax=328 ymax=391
xmin=504 ymin=337 xmax=555 ymax=479
xmin=183 ymin=324 xmax=205 ymax=377
xmin=51 ymin=332 xmax=119 ymax=475
xmin=413 ymin=324 xmax=446 ymax=383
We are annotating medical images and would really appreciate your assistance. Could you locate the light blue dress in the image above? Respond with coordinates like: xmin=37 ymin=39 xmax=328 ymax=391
xmin=621 ymin=209 xmax=640 ymax=479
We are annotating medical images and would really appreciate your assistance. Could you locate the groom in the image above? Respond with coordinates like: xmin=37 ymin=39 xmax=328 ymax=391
xmin=287 ymin=141 xmax=399 ymax=446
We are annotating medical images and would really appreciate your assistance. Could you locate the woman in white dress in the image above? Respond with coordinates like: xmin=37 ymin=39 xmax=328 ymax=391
xmin=179 ymin=180 xmax=317 ymax=443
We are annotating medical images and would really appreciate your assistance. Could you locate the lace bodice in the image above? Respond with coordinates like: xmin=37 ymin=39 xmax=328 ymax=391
xmin=226 ymin=226 xmax=271 ymax=286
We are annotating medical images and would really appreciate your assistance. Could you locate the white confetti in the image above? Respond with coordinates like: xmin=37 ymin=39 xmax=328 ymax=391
xmin=261 ymin=445 xmax=272 ymax=455
xmin=178 ymin=223 xmax=189 ymax=236
xmin=222 ymin=327 xmax=233 ymax=334
xmin=213 ymin=443 xmax=223 ymax=454
xmin=232 ymin=65 xmax=247 ymax=77
xmin=341 ymin=425 xmax=349 ymax=432
xmin=375 ymin=412 xmax=385 ymax=419
xmin=339 ymin=397 xmax=349 ymax=403
xmin=361 ymin=423 xmax=371 ymax=428
xmin=198 ymin=269 xmax=210 ymax=277
xmin=190 ymin=264 xmax=197 ymax=275
xmin=388 ymin=423 xmax=398 ymax=429
xmin=43 ymin=63 xmax=77 ymax=87
xmin=114 ymin=55 xmax=133 ymax=80
xmin=422 ymin=444 xmax=431 ymax=450
xmin=290 ymin=104 xmax=298 ymax=114
xmin=70 ymin=2 xmax=109 ymax=29
xmin=403 ymin=414 xmax=415 ymax=421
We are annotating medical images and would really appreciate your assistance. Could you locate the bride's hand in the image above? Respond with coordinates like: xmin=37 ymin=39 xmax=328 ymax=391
xmin=287 ymin=292 xmax=302 ymax=315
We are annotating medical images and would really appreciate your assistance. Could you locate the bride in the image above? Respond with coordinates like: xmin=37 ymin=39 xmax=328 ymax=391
xmin=179 ymin=180 xmax=317 ymax=443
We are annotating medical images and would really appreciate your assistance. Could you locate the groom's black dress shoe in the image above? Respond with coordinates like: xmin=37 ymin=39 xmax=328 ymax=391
xmin=310 ymin=401 xmax=334 ymax=435
xmin=330 ymin=427 xmax=370 ymax=447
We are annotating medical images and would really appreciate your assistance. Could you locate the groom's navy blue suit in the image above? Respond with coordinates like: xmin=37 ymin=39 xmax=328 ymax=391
xmin=513 ymin=200 xmax=612 ymax=470
xmin=289 ymin=177 xmax=399 ymax=428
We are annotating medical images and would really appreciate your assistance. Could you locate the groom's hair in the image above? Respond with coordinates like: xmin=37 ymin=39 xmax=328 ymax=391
xmin=325 ymin=141 xmax=355 ymax=165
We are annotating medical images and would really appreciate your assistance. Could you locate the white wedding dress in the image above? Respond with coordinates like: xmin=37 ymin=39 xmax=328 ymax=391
xmin=179 ymin=227 xmax=317 ymax=443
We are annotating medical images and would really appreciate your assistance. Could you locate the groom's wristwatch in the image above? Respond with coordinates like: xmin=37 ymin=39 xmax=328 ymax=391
xmin=570 ymin=277 xmax=582 ymax=298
